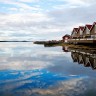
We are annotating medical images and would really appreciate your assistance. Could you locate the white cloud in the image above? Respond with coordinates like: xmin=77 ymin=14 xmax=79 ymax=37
xmin=59 ymin=0 xmax=96 ymax=6
xmin=0 ymin=0 xmax=41 ymax=12
xmin=19 ymin=0 xmax=40 ymax=3
xmin=0 ymin=0 xmax=96 ymax=40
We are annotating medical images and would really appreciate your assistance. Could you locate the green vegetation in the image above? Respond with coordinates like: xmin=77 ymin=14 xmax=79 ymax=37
xmin=34 ymin=40 xmax=96 ymax=50
xmin=44 ymin=42 xmax=96 ymax=50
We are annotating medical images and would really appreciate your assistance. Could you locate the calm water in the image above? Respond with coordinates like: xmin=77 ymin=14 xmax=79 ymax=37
xmin=0 ymin=42 xmax=96 ymax=96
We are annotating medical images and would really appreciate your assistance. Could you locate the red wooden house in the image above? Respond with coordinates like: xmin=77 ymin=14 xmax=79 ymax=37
xmin=62 ymin=34 xmax=70 ymax=43
xmin=71 ymin=28 xmax=79 ymax=39
xmin=90 ymin=22 xmax=96 ymax=39
xmin=77 ymin=26 xmax=84 ymax=38
xmin=83 ymin=24 xmax=92 ymax=38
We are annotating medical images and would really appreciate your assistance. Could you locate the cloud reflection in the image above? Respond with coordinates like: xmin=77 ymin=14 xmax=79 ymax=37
xmin=0 ymin=69 xmax=89 ymax=96
xmin=0 ymin=43 xmax=96 ymax=96
xmin=0 ymin=43 xmax=54 ymax=70
xmin=31 ymin=77 xmax=96 ymax=96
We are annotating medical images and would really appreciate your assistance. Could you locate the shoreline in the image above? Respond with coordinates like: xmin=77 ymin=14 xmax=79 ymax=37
xmin=0 ymin=41 xmax=33 ymax=42
xmin=34 ymin=41 xmax=96 ymax=50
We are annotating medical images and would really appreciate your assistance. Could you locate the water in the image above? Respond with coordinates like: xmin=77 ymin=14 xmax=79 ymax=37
xmin=0 ymin=42 xmax=96 ymax=96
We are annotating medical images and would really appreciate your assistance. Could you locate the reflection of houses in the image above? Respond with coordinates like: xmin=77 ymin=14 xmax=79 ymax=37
xmin=83 ymin=55 xmax=90 ymax=67
xmin=62 ymin=46 xmax=69 ymax=52
xmin=78 ymin=53 xmax=84 ymax=64
xmin=70 ymin=48 xmax=96 ymax=70
xmin=68 ymin=22 xmax=96 ymax=44
xmin=90 ymin=55 xmax=96 ymax=69
xmin=71 ymin=52 xmax=79 ymax=62
xmin=62 ymin=34 xmax=70 ymax=43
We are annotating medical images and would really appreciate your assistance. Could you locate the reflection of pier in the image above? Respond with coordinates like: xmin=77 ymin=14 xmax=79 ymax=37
xmin=70 ymin=48 xmax=96 ymax=70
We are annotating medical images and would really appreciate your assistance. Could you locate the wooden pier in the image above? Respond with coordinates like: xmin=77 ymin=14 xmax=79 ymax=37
xmin=68 ymin=38 xmax=96 ymax=44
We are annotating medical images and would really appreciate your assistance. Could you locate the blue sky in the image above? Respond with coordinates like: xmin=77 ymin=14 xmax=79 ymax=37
xmin=0 ymin=0 xmax=96 ymax=41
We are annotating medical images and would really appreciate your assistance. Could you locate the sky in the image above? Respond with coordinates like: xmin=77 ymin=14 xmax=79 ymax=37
xmin=0 ymin=0 xmax=96 ymax=41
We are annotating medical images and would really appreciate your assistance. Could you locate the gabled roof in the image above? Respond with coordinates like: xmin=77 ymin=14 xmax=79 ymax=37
xmin=65 ymin=34 xmax=70 ymax=36
xmin=79 ymin=26 xmax=85 ymax=31
xmin=77 ymin=26 xmax=84 ymax=33
xmin=83 ymin=24 xmax=92 ymax=33
xmin=71 ymin=28 xmax=79 ymax=35
xmin=90 ymin=22 xmax=96 ymax=31
xmin=62 ymin=34 xmax=70 ymax=38
xmin=93 ymin=22 xmax=96 ymax=24
xmin=73 ymin=28 xmax=79 ymax=32
xmin=86 ymin=24 xmax=92 ymax=30
xmin=63 ymin=34 xmax=70 ymax=37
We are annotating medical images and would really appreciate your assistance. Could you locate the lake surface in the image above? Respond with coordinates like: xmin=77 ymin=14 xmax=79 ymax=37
xmin=0 ymin=42 xmax=96 ymax=96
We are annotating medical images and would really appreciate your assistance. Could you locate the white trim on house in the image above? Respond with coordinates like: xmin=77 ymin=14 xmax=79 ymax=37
xmin=72 ymin=31 xmax=76 ymax=36
xmin=80 ymin=29 xmax=83 ymax=35
xmin=86 ymin=27 xmax=90 ymax=34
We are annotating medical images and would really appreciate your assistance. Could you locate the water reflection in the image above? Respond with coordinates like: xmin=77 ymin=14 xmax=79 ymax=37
xmin=68 ymin=47 xmax=96 ymax=70
xmin=62 ymin=46 xmax=69 ymax=52
xmin=0 ymin=43 xmax=96 ymax=96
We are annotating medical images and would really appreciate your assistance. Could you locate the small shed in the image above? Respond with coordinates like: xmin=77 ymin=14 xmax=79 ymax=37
xmin=62 ymin=34 xmax=70 ymax=43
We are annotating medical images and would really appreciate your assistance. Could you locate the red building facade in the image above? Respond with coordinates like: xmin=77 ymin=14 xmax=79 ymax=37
xmin=62 ymin=34 xmax=70 ymax=43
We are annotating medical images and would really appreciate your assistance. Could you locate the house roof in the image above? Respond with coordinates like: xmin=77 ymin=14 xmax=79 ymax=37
xmin=90 ymin=22 xmax=96 ymax=31
xmin=83 ymin=24 xmax=92 ymax=33
xmin=77 ymin=26 xmax=84 ymax=33
xmin=64 ymin=34 xmax=70 ymax=36
xmin=62 ymin=34 xmax=70 ymax=38
xmin=71 ymin=28 xmax=79 ymax=35
xmin=86 ymin=24 xmax=92 ymax=30
xmin=93 ymin=22 xmax=96 ymax=24
xmin=79 ymin=26 xmax=84 ymax=30
xmin=73 ymin=28 xmax=78 ymax=32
